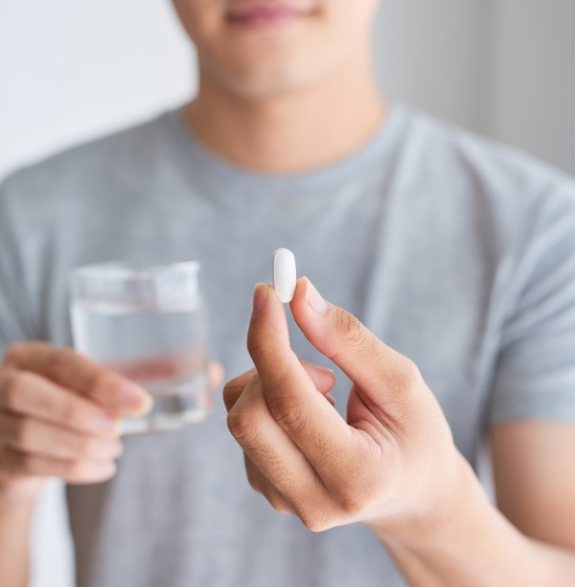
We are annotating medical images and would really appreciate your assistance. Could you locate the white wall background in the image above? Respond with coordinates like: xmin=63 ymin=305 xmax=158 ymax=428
xmin=375 ymin=0 xmax=575 ymax=174
xmin=0 ymin=1 xmax=574 ymax=586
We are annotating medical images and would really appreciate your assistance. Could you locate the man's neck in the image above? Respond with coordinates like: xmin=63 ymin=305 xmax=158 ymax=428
xmin=183 ymin=54 xmax=386 ymax=174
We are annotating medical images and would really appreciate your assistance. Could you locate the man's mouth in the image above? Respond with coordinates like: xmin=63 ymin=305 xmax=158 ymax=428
xmin=226 ymin=1 xmax=317 ymax=28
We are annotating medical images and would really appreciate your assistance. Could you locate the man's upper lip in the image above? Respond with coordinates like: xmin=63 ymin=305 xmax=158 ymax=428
xmin=226 ymin=1 xmax=311 ymax=19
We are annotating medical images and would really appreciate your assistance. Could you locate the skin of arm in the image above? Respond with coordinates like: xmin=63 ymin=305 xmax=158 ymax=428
xmin=224 ymin=277 xmax=575 ymax=586
xmin=0 ymin=490 xmax=38 ymax=587
xmin=376 ymin=423 xmax=575 ymax=586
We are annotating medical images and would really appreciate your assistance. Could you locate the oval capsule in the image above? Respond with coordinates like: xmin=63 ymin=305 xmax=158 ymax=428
xmin=273 ymin=248 xmax=297 ymax=303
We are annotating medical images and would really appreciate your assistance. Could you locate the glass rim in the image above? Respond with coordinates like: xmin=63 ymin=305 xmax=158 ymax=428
xmin=70 ymin=260 xmax=201 ymax=282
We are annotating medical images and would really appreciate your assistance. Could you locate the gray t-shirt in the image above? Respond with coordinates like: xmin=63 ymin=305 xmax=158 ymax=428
xmin=1 ymin=104 xmax=575 ymax=587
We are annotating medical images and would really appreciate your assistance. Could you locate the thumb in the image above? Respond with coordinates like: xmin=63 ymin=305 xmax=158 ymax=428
xmin=290 ymin=277 xmax=421 ymax=406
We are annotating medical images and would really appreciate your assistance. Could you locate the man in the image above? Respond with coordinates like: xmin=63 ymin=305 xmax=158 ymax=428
xmin=1 ymin=0 xmax=575 ymax=585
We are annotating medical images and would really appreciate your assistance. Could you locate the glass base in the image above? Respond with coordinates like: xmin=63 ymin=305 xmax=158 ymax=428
xmin=120 ymin=377 xmax=211 ymax=435
xmin=121 ymin=407 xmax=209 ymax=435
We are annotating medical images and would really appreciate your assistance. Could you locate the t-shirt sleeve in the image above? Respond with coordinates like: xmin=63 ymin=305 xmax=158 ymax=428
xmin=0 ymin=179 xmax=39 ymax=358
xmin=488 ymin=179 xmax=575 ymax=424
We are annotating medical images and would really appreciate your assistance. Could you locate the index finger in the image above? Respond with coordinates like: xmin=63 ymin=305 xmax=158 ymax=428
xmin=248 ymin=284 xmax=368 ymax=487
xmin=3 ymin=342 xmax=152 ymax=415
xmin=223 ymin=361 xmax=336 ymax=412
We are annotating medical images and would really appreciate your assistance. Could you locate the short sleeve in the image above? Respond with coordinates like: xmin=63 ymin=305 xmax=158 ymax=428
xmin=489 ymin=180 xmax=575 ymax=424
xmin=0 ymin=178 xmax=39 ymax=358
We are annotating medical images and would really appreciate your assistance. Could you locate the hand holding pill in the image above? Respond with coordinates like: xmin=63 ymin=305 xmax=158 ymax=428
xmin=224 ymin=262 xmax=472 ymax=540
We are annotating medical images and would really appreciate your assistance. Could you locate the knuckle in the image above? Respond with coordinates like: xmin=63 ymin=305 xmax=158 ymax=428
xmin=266 ymin=393 xmax=308 ymax=435
xmin=396 ymin=358 xmax=422 ymax=390
xmin=336 ymin=489 xmax=365 ymax=517
xmin=94 ymin=370 xmax=124 ymax=401
xmin=65 ymin=460 xmax=87 ymax=480
xmin=223 ymin=370 xmax=253 ymax=395
xmin=13 ymin=418 xmax=34 ymax=447
xmin=245 ymin=467 xmax=261 ymax=494
xmin=3 ymin=343 xmax=27 ymax=366
xmin=93 ymin=370 xmax=113 ymax=391
xmin=335 ymin=309 xmax=368 ymax=349
xmin=58 ymin=399 xmax=79 ymax=426
xmin=9 ymin=370 xmax=28 ymax=392
xmin=249 ymin=480 xmax=265 ymax=497
xmin=1 ymin=371 xmax=25 ymax=407
xmin=267 ymin=492 xmax=289 ymax=514
xmin=227 ymin=409 xmax=259 ymax=446
xmin=298 ymin=510 xmax=329 ymax=533
xmin=334 ymin=469 xmax=378 ymax=516
xmin=222 ymin=380 xmax=233 ymax=400
xmin=74 ymin=435 xmax=94 ymax=458
xmin=49 ymin=347 xmax=76 ymax=380
xmin=64 ymin=460 xmax=114 ymax=483
xmin=246 ymin=336 xmax=270 ymax=362
xmin=222 ymin=382 xmax=241 ymax=411
xmin=275 ymin=502 xmax=292 ymax=515
xmin=20 ymin=452 xmax=37 ymax=473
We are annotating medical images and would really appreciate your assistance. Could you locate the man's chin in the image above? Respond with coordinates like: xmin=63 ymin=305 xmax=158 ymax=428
xmin=215 ymin=67 xmax=317 ymax=100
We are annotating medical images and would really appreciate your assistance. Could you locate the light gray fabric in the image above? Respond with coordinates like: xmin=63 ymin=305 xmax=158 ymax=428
xmin=1 ymin=104 xmax=575 ymax=587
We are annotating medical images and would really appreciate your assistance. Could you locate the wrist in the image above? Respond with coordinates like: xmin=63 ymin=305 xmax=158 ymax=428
xmin=0 ymin=480 xmax=44 ymax=512
xmin=369 ymin=454 xmax=539 ymax=586
xmin=367 ymin=450 xmax=479 ymax=546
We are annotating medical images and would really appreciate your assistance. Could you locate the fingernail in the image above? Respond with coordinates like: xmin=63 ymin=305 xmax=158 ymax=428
xmin=99 ymin=439 xmax=123 ymax=458
xmin=253 ymin=283 xmax=268 ymax=313
xmin=118 ymin=383 xmax=153 ymax=413
xmin=315 ymin=365 xmax=335 ymax=377
xmin=92 ymin=462 xmax=117 ymax=479
xmin=96 ymin=415 xmax=123 ymax=436
xmin=95 ymin=413 xmax=116 ymax=432
xmin=108 ymin=440 xmax=124 ymax=458
xmin=304 ymin=277 xmax=328 ymax=316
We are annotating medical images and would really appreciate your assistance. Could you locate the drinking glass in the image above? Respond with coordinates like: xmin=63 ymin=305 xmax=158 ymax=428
xmin=69 ymin=261 xmax=211 ymax=434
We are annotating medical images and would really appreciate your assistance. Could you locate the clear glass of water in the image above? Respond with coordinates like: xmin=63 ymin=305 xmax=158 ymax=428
xmin=69 ymin=261 xmax=211 ymax=434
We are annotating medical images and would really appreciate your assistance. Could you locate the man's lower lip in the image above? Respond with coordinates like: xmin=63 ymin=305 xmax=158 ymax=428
xmin=227 ymin=9 xmax=303 ymax=28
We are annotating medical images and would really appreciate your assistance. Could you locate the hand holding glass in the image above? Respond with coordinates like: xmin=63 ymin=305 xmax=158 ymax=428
xmin=70 ymin=262 xmax=211 ymax=434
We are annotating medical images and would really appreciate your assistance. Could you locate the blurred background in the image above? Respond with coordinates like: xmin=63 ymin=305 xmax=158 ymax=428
xmin=0 ymin=0 xmax=574 ymax=585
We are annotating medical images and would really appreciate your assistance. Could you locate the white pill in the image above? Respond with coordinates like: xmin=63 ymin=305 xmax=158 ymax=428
xmin=273 ymin=248 xmax=297 ymax=303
